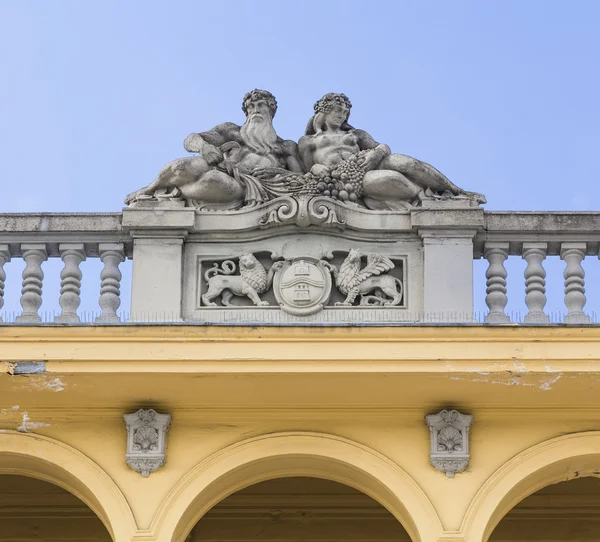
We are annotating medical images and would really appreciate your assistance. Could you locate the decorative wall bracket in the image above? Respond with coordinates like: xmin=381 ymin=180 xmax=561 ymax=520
xmin=124 ymin=408 xmax=171 ymax=477
xmin=425 ymin=409 xmax=473 ymax=477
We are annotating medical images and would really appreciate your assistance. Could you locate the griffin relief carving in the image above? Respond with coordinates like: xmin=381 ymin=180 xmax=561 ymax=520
xmin=332 ymin=249 xmax=403 ymax=306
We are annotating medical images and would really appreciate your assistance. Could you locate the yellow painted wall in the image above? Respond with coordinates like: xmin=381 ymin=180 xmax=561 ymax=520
xmin=1 ymin=326 xmax=600 ymax=542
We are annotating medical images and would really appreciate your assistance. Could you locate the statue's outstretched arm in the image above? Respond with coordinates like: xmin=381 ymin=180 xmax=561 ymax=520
xmin=183 ymin=122 xmax=240 ymax=158
xmin=183 ymin=122 xmax=240 ymax=165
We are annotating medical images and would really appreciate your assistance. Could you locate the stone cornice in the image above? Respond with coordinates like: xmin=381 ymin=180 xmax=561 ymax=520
xmin=2 ymin=325 xmax=600 ymax=373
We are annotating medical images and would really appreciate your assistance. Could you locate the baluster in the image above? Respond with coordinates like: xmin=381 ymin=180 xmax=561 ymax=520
xmin=561 ymin=242 xmax=589 ymax=323
xmin=0 ymin=244 xmax=10 ymax=322
xmin=484 ymin=242 xmax=510 ymax=323
xmin=16 ymin=244 xmax=47 ymax=323
xmin=96 ymin=243 xmax=125 ymax=323
xmin=55 ymin=244 xmax=86 ymax=323
xmin=522 ymin=242 xmax=549 ymax=323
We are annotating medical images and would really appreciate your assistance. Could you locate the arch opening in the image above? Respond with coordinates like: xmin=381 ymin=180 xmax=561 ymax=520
xmin=187 ymin=476 xmax=413 ymax=542
xmin=0 ymin=473 xmax=112 ymax=542
xmin=156 ymin=433 xmax=440 ymax=542
xmin=488 ymin=476 xmax=600 ymax=542
xmin=463 ymin=432 xmax=600 ymax=542
xmin=0 ymin=431 xmax=135 ymax=542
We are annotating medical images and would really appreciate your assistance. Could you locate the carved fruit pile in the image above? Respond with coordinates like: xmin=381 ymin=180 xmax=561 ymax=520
xmin=298 ymin=153 xmax=366 ymax=202
xmin=330 ymin=154 xmax=365 ymax=201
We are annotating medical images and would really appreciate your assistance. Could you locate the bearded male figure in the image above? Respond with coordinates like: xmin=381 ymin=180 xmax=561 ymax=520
xmin=125 ymin=90 xmax=304 ymax=210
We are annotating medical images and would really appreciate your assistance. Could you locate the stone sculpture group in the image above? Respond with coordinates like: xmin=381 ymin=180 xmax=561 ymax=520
xmin=125 ymin=90 xmax=484 ymax=211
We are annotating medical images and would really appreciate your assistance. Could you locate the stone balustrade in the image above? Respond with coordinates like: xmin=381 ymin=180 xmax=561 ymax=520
xmin=0 ymin=214 xmax=130 ymax=323
xmin=476 ymin=212 xmax=600 ymax=324
xmin=1 ymin=210 xmax=600 ymax=324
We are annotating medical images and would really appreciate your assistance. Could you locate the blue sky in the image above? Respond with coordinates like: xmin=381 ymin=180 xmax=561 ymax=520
xmin=1 ymin=1 xmax=599 ymax=318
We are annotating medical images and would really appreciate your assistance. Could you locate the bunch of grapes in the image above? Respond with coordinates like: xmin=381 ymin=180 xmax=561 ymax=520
xmin=297 ymin=176 xmax=320 ymax=196
xmin=311 ymin=176 xmax=342 ymax=198
xmin=296 ymin=153 xmax=368 ymax=202
xmin=330 ymin=154 xmax=365 ymax=202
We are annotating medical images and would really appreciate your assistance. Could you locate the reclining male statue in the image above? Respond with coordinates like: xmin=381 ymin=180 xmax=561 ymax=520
xmin=124 ymin=89 xmax=304 ymax=210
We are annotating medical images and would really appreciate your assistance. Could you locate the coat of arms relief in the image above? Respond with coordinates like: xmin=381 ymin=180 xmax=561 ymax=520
xmin=197 ymin=250 xmax=405 ymax=317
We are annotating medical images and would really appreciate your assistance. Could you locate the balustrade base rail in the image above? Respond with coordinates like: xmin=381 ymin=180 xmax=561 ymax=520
xmin=1 ymin=310 xmax=600 ymax=325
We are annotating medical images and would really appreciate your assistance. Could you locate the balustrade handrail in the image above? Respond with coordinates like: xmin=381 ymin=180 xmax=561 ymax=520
xmin=0 ymin=213 xmax=130 ymax=257
xmin=4 ymin=210 xmax=600 ymax=237
xmin=476 ymin=211 xmax=600 ymax=257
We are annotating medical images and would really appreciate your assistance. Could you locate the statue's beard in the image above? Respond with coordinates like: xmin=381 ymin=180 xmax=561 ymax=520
xmin=240 ymin=115 xmax=277 ymax=154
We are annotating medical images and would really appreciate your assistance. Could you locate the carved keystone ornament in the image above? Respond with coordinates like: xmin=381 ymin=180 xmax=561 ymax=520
xmin=124 ymin=408 xmax=171 ymax=477
xmin=425 ymin=409 xmax=473 ymax=477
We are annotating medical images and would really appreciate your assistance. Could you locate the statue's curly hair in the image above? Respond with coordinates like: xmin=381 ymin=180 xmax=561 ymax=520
xmin=242 ymin=89 xmax=278 ymax=118
xmin=304 ymin=93 xmax=354 ymax=135
xmin=313 ymin=93 xmax=352 ymax=116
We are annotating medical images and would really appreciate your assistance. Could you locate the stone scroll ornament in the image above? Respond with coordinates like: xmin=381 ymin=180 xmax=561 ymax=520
xmin=425 ymin=409 xmax=473 ymax=477
xmin=124 ymin=90 xmax=485 ymax=212
xmin=124 ymin=409 xmax=171 ymax=477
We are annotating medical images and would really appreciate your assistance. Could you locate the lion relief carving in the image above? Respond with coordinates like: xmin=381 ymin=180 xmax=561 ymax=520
xmin=202 ymin=254 xmax=283 ymax=307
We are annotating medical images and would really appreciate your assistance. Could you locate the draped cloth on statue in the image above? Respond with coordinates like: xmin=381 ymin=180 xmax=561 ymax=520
xmin=233 ymin=169 xmax=308 ymax=207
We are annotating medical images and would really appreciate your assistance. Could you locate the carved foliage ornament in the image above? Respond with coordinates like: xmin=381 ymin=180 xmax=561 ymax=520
xmin=425 ymin=409 xmax=473 ymax=477
xmin=124 ymin=408 xmax=171 ymax=477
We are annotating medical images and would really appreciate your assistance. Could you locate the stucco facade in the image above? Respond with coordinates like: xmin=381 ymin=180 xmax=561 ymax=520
xmin=1 ymin=325 xmax=600 ymax=541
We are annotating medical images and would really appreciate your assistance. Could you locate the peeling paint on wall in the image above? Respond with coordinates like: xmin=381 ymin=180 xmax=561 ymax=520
xmin=16 ymin=411 xmax=50 ymax=433
xmin=0 ymin=405 xmax=50 ymax=433
xmin=446 ymin=361 xmax=564 ymax=391
xmin=41 ymin=376 xmax=65 ymax=392
xmin=0 ymin=405 xmax=20 ymax=416
xmin=12 ymin=374 xmax=66 ymax=392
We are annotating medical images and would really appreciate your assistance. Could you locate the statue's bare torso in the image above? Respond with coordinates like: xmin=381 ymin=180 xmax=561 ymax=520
xmin=308 ymin=131 xmax=362 ymax=167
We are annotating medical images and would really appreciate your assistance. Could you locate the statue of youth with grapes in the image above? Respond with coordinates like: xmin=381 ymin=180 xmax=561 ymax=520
xmin=298 ymin=93 xmax=483 ymax=211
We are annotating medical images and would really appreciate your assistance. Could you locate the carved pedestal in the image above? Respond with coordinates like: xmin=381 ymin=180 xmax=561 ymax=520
xmin=123 ymin=200 xmax=484 ymax=325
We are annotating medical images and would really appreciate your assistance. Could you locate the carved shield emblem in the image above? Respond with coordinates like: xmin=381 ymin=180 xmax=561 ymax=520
xmin=273 ymin=258 xmax=333 ymax=316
